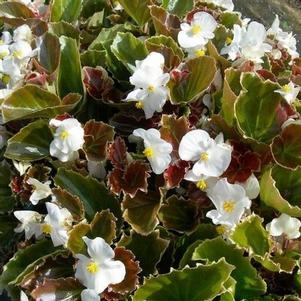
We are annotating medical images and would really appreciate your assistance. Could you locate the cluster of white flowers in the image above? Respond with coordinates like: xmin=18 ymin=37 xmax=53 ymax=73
xmin=126 ymin=52 xmax=170 ymax=119
xmin=0 ymin=25 xmax=35 ymax=99
xmin=49 ymin=117 xmax=85 ymax=162
xmin=178 ymin=12 xmax=218 ymax=58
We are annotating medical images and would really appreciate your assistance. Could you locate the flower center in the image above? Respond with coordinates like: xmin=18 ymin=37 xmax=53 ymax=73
xmin=0 ymin=50 xmax=8 ymax=59
xmin=86 ymin=261 xmax=99 ymax=274
xmin=200 ymin=152 xmax=209 ymax=161
xmin=135 ymin=101 xmax=144 ymax=109
xmin=282 ymin=84 xmax=292 ymax=94
xmin=191 ymin=24 xmax=202 ymax=35
xmin=196 ymin=179 xmax=207 ymax=191
xmin=194 ymin=49 xmax=205 ymax=57
xmin=143 ymin=147 xmax=154 ymax=158
xmin=226 ymin=36 xmax=233 ymax=45
xmin=147 ymin=85 xmax=156 ymax=93
xmin=223 ymin=200 xmax=236 ymax=213
xmin=216 ymin=225 xmax=227 ymax=235
xmin=1 ymin=74 xmax=10 ymax=85
xmin=12 ymin=50 xmax=23 ymax=59
xmin=60 ymin=130 xmax=70 ymax=140
xmin=42 ymin=224 xmax=52 ymax=234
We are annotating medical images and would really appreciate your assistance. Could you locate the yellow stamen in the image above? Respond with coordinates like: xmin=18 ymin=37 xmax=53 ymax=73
xmin=42 ymin=224 xmax=52 ymax=235
xmin=13 ymin=50 xmax=23 ymax=59
xmin=191 ymin=24 xmax=202 ymax=35
xmin=147 ymin=85 xmax=156 ymax=93
xmin=196 ymin=179 xmax=208 ymax=191
xmin=195 ymin=49 xmax=205 ymax=57
xmin=0 ymin=51 xmax=8 ymax=59
xmin=216 ymin=225 xmax=227 ymax=235
xmin=282 ymin=84 xmax=292 ymax=94
xmin=226 ymin=36 xmax=233 ymax=45
xmin=135 ymin=101 xmax=144 ymax=109
xmin=1 ymin=74 xmax=10 ymax=85
xmin=223 ymin=200 xmax=235 ymax=213
xmin=143 ymin=147 xmax=154 ymax=158
xmin=86 ymin=261 xmax=99 ymax=274
xmin=60 ymin=130 xmax=69 ymax=140
xmin=200 ymin=152 xmax=209 ymax=161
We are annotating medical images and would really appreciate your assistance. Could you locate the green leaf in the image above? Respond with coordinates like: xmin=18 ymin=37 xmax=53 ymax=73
xmin=192 ymin=237 xmax=267 ymax=298
xmin=51 ymin=0 xmax=82 ymax=23
xmin=133 ymin=259 xmax=234 ymax=301
xmin=54 ymin=168 xmax=122 ymax=223
xmin=80 ymin=49 xmax=107 ymax=68
xmin=57 ymin=36 xmax=84 ymax=99
xmin=49 ymin=21 xmax=80 ymax=40
xmin=4 ymin=120 xmax=53 ymax=162
xmin=37 ymin=32 xmax=60 ymax=75
xmin=119 ymin=230 xmax=169 ymax=276
xmin=118 ymin=0 xmax=151 ymax=26
xmin=162 ymin=0 xmax=194 ymax=17
xmin=2 ymin=85 xmax=80 ymax=122
xmin=111 ymin=32 xmax=148 ymax=72
xmin=0 ymin=161 xmax=15 ymax=212
xmin=231 ymin=214 xmax=271 ymax=257
xmin=67 ymin=223 xmax=91 ymax=254
xmin=0 ymin=240 xmax=57 ymax=288
xmin=81 ymin=0 xmax=107 ymax=19
xmin=0 ymin=215 xmax=17 ymax=242
xmin=235 ymin=73 xmax=282 ymax=143
xmin=169 ymin=56 xmax=217 ymax=104
xmin=220 ymin=12 xmax=241 ymax=29
xmin=158 ymin=195 xmax=199 ymax=233
xmin=260 ymin=166 xmax=301 ymax=217
xmin=84 ymin=120 xmax=115 ymax=161
xmin=122 ymin=190 xmax=161 ymax=235
xmin=271 ymin=123 xmax=301 ymax=169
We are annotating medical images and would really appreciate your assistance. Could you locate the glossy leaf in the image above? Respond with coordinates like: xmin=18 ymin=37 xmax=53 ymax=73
xmin=271 ymin=123 xmax=301 ymax=169
xmin=51 ymin=0 xmax=82 ymax=23
xmin=111 ymin=32 xmax=148 ymax=72
xmin=235 ymin=73 xmax=282 ymax=143
xmin=162 ymin=0 xmax=194 ymax=17
xmin=169 ymin=56 xmax=217 ymax=104
xmin=5 ymin=120 xmax=53 ymax=161
xmin=133 ymin=259 xmax=233 ymax=301
xmin=119 ymin=230 xmax=169 ymax=276
xmin=2 ymin=85 xmax=80 ymax=122
xmin=80 ymin=50 xmax=107 ymax=68
xmin=0 ymin=161 xmax=15 ymax=212
xmin=49 ymin=21 xmax=80 ymax=40
xmin=0 ymin=2 xmax=35 ymax=19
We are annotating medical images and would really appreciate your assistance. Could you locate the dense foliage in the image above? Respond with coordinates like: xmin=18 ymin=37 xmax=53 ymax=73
xmin=1 ymin=0 xmax=301 ymax=300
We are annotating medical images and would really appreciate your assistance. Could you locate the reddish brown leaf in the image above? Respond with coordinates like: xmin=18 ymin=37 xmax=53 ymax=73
xmin=84 ymin=120 xmax=115 ymax=161
xmin=83 ymin=66 xmax=114 ymax=100
xmin=164 ymin=160 xmax=189 ymax=189
xmin=107 ymin=137 xmax=128 ymax=169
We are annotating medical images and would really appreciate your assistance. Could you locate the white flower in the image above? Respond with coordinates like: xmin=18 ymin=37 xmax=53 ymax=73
xmin=10 ymin=41 xmax=33 ymax=60
xmin=186 ymin=46 xmax=207 ymax=58
xmin=132 ymin=128 xmax=172 ymax=174
xmin=43 ymin=202 xmax=73 ymax=247
xmin=27 ymin=177 xmax=52 ymax=205
xmin=13 ymin=24 xmax=32 ymax=42
xmin=20 ymin=291 xmax=29 ymax=301
xmin=206 ymin=178 xmax=251 ymax=227
xmin=179 ymin=130 xmax=232 ymax=177
xmin=0 ymin=44 xmax=10 ymax=59
xmin=239 ymin=174 xmax=260 ymax=200
xmin=266 ymin=213 xmax=301 ymax=239
xmin=126 ymin=52 xmax=170 ymax=119
xmin=205 ymin=0 xmax=234 ymax=11
xmin=178 ymin=12 xmax=217 ymax=49
xmin=13 ymin=160 xmax=31 ymax=176
xmin=239 ymin=21 xmax=272 ymax=63
xmin=184 ymin=169 xmax=218 ymax=192
xmin=14 ymin=210 xmax=43 ymax=240
xmin=268 ymin=15 xmax=299 ymax=59
xmin=275 ymin=81 xmax=300 ymax=105
xmin=1 ymin=57 xmax=23 ymax=85
xmin=75 ymin=237 xmax=126 ymax=294
xmin=81 ymin=289 xmax=100 ymax=301
xmin=1 ymin=31 xmax=12 ymax=44
xmin=49 ymin=118 xmax=85 ymax=162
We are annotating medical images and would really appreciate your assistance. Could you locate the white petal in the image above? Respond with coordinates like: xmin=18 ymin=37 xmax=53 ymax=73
xmin=81 ymin=289 xmax=100 ymax=301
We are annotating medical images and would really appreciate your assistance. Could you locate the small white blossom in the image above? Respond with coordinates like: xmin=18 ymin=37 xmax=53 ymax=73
xmin=75 ymin=237 xmax=126 ymax=294
xmin=20 ymin=291 xmax=29 ymax=301
xmin=49 ymin=118 xmax=85 ymax=162
xmin=27 ymin=177 xmax=52 ymax=205
xmin=1 ymin=31 xmax=12 ymax=44
xmin=13 ymin=24 xmax=32 ymax=42
xmin=178 ymin=12 xmax=217 ymax=50
xmin=205 ymin=0 xmax=234 ymax=11
xmin=132 ymin=128 xmax=172 ymax=174
xmin=266 ymin=213 xmax=301 ymax=239
xmin=13 ymin=160 xmax=31 ymax=176
xmin=43 ymin=202 xmax=73 ymax=247
xmin=10 ymin=41 xmax=33 ymax=60
xmin=184 ymin=169 xmax=218 ymax=192
xmin=275 ymin=81 xmax=300 ymax=105
xmin=239 ymin=173 xmax=260 ymax=200
xmin=126 ymin=52 xmax=170 ymax=119
xmin=81 ymin=289 xmax=100 ymax=301
xmin=14 ymin=210 xmax=43 ymax=240
xmin=206 ymin=178 xmax=251 ymax=227
xmin=179 ymin=130 xmax=232 ymax=177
